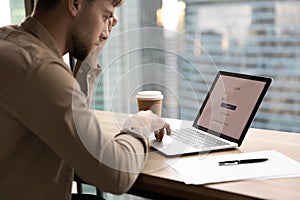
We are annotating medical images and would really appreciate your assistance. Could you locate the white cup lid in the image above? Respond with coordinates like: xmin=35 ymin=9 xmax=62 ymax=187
xmin=136 ymin=91 xmax=164 ymax=100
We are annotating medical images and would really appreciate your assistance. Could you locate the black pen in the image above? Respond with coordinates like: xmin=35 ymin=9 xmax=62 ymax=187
xmin=219 ymin=158 xmax=268 ymax=166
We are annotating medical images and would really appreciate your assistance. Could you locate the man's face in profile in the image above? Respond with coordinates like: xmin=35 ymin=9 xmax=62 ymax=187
xmin=69 ymin=0 xmax=115 ymax=61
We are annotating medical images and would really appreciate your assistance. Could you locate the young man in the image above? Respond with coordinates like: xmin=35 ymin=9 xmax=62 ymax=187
xmin=0 ymin=0 xmax=171 ymax=199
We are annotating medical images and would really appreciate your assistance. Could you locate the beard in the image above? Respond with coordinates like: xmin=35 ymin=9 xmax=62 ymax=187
xmin=69 ymin=32 xmax=93 ymax=61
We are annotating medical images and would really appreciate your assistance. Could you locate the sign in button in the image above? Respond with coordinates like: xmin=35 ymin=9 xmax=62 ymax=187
xmin=221 ymin=102 xmax=237 ymax=110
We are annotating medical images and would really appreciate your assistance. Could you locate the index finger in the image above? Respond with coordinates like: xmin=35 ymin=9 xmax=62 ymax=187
xmin=155 ymin=122 xmax=171 ymax=141
xmin=108 ymin=16 xmax=118 ymax=32
xmin=112 ymin=16 xmax=118 ymax=26
xmin=164 ymin=122 xmax=171 ymax=135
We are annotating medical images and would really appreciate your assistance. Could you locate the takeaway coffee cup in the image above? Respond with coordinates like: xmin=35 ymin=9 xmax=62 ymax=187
xmin=136 ymin=91 xmax=164 ymax=116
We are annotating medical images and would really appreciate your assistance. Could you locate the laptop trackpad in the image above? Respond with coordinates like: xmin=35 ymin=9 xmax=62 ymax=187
xmin=150 ymin=135 xmax=200 ymax=156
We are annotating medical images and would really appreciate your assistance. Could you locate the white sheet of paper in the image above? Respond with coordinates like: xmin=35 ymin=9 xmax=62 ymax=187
xmin=168 ymin=150 xmax=300 ymax=185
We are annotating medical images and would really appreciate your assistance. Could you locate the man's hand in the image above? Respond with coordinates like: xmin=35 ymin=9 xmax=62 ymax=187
xmin=108 ymin=16 xmax=118 ymax=32
xmin=154 ymin=121 xmax=171 ymax=142
xmin=100 ymin=16 xmax=118 ymax=42
xmin=122 ymin=110 xmax=171 ymax=141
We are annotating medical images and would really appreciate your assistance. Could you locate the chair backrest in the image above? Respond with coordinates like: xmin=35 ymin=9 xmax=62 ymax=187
xmin=72 ymin=174 xmax=104 ymax=200
xmin=72 ymin=194 xmax=104 ymax=200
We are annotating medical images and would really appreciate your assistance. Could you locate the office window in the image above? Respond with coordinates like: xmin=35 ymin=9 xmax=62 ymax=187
xmin=181 ymin=0 xmax=300 ymax=132
xmin=94 ymin=0 xmax=300 ymax=133
xmin=0 ymin=0 xmax=25 ymax=26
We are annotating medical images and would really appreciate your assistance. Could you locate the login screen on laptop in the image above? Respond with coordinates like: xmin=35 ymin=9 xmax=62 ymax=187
xmin=196 ymin=73 xmax=267 ymax=140
xmin=151 ymin=71 xmax=272 ymax=156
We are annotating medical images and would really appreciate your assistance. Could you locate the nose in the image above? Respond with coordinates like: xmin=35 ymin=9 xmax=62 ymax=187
xmin=100 ymin=22 xmax=109 ymax=41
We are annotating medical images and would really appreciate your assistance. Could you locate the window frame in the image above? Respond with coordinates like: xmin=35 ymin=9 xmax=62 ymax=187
xmin=24 ymin=0 xmax=34 ymax=16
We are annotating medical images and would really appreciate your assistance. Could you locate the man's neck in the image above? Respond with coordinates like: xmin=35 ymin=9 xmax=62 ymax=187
xmin=31 ymin=11 xmax=69 ymax=56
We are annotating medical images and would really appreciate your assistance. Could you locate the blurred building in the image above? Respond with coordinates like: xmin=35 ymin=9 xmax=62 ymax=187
xmin=181 ymin=0 xmax=300 ymax=132
xmin=95 ymin=0 xmax=300 ymax=133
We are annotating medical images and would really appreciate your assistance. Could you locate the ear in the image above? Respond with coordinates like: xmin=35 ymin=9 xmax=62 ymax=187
xmin=68 ymin=0 xmax=81 ymax=17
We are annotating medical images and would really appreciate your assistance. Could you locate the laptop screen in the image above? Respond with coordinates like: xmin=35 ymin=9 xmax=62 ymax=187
xmin=193 ymin=71 xmax=272 ymax=145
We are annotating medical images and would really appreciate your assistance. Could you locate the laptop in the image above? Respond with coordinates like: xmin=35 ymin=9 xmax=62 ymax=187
xmin=150 ymin=71 xmax=272 ymax=157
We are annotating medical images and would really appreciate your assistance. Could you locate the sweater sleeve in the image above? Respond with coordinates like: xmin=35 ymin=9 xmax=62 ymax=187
xmin=15 ymin=60 xmax=149 ymax=194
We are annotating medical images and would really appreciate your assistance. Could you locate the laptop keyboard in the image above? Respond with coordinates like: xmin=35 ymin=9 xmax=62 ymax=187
xmin=171 ymin=128 xmax=229 ymax=149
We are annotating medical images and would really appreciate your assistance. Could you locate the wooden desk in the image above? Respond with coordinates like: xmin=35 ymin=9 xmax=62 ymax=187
xmin=94 ymin=110 xmax=300 ymax=200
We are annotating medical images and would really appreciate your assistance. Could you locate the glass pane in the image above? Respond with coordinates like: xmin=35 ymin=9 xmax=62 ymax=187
xmin=93 ymin=0 xmax=300 ymax=133
xmin=0 ymin=0 xmax=25 ymax=26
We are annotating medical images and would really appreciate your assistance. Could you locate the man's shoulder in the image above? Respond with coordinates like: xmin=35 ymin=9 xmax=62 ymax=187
xmin=0 ymin=25 xmax=53 ymax=57
xmin=0 ymin=25 xmax=69 ymax=72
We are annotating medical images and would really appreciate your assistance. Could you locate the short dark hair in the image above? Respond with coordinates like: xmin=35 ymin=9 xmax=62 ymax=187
xmin=34 ymin=0 xmax=60 ymax=11
xmin=34 ymin=0 xmax=123 ymax=11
